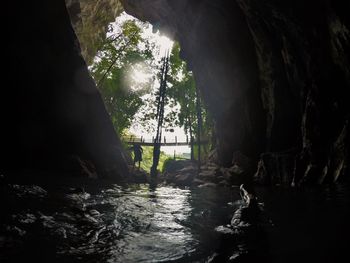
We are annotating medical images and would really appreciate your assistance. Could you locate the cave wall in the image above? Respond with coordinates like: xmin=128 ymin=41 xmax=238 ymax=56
xmin=2 ymin=0 xmax=129 ymax=179
xmin=121 ymin=0 xmax=349 ymax=185
xmin=65 ymin=0 xmax=124 ymax=64
xmin=237 ymin=0 xmax=350 ymax=185
xmin=3 ymin=0 xmax=349 ymax=185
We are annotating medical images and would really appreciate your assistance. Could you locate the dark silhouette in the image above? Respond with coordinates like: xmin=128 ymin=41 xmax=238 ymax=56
xmin=151 ymin=55 xmax=170 ymax=178
xmin=130 ymin=144 xmax=143 ymax=168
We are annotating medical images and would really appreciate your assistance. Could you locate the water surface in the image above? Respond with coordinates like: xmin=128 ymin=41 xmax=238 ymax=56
xmin=1 ymin=178 xmax=349 ymax=262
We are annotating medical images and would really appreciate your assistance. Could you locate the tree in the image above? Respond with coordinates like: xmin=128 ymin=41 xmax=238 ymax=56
xmin=166 ymin=43 xmax=199 ymax=159
xmin=166 ymin=42 xmax=213 ymax=161
xmin=89 ymin=20 xmax=154 ymax=135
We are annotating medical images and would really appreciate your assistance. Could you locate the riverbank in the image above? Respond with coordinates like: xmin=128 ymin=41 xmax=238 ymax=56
xmin=161 ymin=156 xmax=253 ymax=189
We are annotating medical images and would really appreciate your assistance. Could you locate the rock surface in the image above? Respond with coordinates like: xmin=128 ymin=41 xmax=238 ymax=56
xmin=3 ymin=0 xmax=129 ymax=180
xmin=65 ymin=0 xmax=124 ymax=64
xmin=163 ymin=159 xmax=251 ymax=188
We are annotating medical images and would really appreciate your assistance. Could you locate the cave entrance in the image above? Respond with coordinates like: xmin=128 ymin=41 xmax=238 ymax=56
xmin=84 ymin=12 xmax=211 ymax=174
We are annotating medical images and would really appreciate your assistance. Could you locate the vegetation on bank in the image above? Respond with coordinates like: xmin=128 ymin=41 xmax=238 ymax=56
xmin=127 ymin=146 xmax=169 ymax=172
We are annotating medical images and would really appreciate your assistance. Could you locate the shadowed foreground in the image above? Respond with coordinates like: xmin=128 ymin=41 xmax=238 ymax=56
xmin=1 ymin=175 xmax=349 ymax=262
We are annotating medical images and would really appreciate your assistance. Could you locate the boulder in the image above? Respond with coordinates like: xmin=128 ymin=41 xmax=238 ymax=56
xmin=174 ymin=173 xmax=194 ymax=186
xmin=163 ymin=160 xmax=197 ymax=186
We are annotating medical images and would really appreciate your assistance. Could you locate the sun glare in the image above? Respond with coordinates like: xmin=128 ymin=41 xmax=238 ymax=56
xmin=130 ymin=26 xmax=174 ymax=89
xmin=113 ymin=13 xmax=187 ymax=152
xmin=156 ymin=35 xmax=174 ymax=55
xmin=132 ymin=64 xmax=151 ymax=84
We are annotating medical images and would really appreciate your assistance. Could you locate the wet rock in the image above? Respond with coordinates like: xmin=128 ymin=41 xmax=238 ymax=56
xmin=163 ymin=160 xmax=197 ymax=186
xmin=163 ymin=160 xmax=197 ymax=173
xmin=174 ymin=173 xmax=194 ymax=186
xmin=228 ymin=165 xmax=244 ymax=175
xmin=254 ymin=149 xmax=296 ymax=186
xmin=198 ymin=170 xmax=217 ymax=180
xmin=130 ymin=167 xmax=149 ymax=183
xmin=211 ymin=184 xmax=265 ymax=262
xmin=230 ymin=185 xmax=261 ymax=229
xmin=166 ymin=171 xmax=195 ymax=186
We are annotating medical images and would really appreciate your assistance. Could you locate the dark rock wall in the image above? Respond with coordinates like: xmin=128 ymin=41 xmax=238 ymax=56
xmin=121 ymin=0 xmax=350 ymax=184
xmin=238 ymin=0 xmax=350 ymax=185
xmin=2 ymin=0 xmax=129 ymax=179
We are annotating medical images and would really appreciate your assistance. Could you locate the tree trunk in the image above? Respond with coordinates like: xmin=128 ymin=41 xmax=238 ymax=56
xmin=189 ymin=116 xmax=195 ymax=161
xmin=196 ymin=87 xmax=202 ymax=171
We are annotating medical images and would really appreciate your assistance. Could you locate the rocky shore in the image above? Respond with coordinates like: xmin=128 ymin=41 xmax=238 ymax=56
xmin=162 ymin=151 xmax=254 ymax=188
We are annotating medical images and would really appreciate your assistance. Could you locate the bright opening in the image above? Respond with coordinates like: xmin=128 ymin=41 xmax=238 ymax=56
xmin=89 ymin=12 xmax=211 ymax=171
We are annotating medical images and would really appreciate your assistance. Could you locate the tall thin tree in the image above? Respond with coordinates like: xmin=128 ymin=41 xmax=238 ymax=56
xmin=196 ymin=86 xmax=202 ymax=172
xmin=150 ymin=53 xmax=170 ymax=178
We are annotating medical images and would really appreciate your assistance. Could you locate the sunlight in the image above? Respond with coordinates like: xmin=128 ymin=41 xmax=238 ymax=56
xmin=156 ymin=35 xmax=174 ymax=56
xmin=131 ymin=64 xmax=152 ymax=84
xmin=112 ymin=12 xmax=174 ymax=58
xmin=129 ymin=33 xmax=173 ymax=89
xmin=108 ymin=12 xmax=187 ymax=154
xmin=132 ymin=69 xmax=150 ymax=83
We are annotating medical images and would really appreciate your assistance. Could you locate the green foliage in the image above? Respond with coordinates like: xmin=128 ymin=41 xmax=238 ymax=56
xmin=161 ymin=157 xmax=174 ymax=173
xmin=89 ymin=20 xmax=154 ymax=135
xmin=167 ymin=43 xmax=201 ymax=137
xmin=137 ymin=42 xmax=199 ymax=135
xmin=135 ymin=41 xmax=214 ymax=161
xmin=128 ymin=146 xmax=170 ymax=172
xmin=167 ymin=42 xmax=214 ymax=160
xmin=88 ymin=16 xmax=214 ymax=163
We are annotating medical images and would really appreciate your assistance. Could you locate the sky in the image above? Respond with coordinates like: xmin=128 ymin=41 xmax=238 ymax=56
xmin=111 ymin=12 xmax=190 ymax=155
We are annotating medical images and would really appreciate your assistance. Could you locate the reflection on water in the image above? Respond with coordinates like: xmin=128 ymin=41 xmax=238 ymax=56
xmin=0 ymin=183 xmax=232 ymax=263
xmin=1 ymin=179 xmax=350 ymax=263
xmin=105 ymin=186 xmax=195 ymax=262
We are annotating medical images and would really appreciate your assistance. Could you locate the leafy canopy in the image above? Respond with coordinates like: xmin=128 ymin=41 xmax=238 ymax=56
xmin=89 ymin=20 xmax=154 ymax=135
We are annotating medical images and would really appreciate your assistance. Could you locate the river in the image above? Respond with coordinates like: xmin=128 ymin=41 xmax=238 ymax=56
xmin=1 ymin=177 xmax=349 ymax=262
